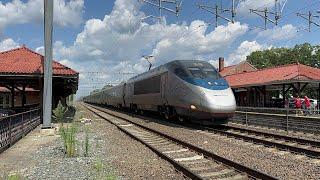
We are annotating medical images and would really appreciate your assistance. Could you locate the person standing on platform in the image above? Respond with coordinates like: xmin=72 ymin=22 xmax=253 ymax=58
xmin=304 ymin=96 xmax=311 ymax=115
xmin=294 ymin=96 xmax=302 ymax=116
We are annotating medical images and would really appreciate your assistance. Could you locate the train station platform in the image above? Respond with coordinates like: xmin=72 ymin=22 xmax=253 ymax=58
xmin=0 ymin=125 xmax=59 ymax=178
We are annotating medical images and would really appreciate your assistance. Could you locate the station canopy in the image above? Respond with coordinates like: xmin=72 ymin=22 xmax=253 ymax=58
xmin=224 ymin=63 xmax=320 ymax=88
xmin=0 ymin=45 xmax=78 ymax=109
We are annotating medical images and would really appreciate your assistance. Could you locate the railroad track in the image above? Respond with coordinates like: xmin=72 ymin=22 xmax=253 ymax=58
xmin=204 ymin=125 xmax=320 ymax=159
xmin=84 ymin=103 xmax=277 ymax=180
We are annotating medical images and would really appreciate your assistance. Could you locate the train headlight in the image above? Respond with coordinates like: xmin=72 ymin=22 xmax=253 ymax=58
xmin=190 ymin=105 xmax=197 ymax=110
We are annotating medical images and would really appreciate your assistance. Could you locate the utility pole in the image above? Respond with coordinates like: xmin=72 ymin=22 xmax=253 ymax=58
xmin=231 ymin=0 xmax=235 ymax=23
xmin=197 ymin=0 xmax=237 ymax=27
xmin=250 ymin=0 xmax=286 ymax=30
xmin=139 ymin=0 xmax=183 ymax=23
xmin=297 ymin=11 xmax=320 ymax=32
xmin=42 ymin=0 xmax=53 ymax=129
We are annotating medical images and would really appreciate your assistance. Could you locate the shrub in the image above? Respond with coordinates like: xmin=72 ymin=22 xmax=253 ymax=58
xmin=53 ymin=101 xmax=67 ymax=123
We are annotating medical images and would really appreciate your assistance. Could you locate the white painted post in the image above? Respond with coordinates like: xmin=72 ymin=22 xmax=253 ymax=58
xmin=42 ymin=0 xmax=53 ymax=129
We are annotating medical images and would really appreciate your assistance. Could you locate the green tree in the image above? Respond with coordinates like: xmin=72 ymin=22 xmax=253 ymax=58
xmin=247 ymin=43 xmax=320 ymax=69
xmin=246 ymin=43 xmax=320 ymax=99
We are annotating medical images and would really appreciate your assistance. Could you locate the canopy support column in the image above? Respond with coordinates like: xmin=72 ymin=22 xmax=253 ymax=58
xmin=22 ymin=85 xmax=26 ymax=108
xmin=282 ymin=84 xmax=286 ymax=108
xmin=263 ymin=85 xmax=266 ymax=107
xmin=297 ymin=82 xmax=301 ymax=97
xmin=10 ymin=84 xmax=15 ymax=108
xmin=318 ymin=83 xmax=320 ymax=110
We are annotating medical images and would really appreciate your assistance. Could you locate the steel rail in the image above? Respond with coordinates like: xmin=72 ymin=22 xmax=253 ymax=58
xmin=205 ymin=125 xmax=320 ymax=158
xmin=84 ymin=103 xmax=277 ymax=180
xmin=224 ymin=125 xmax=320 ymax=147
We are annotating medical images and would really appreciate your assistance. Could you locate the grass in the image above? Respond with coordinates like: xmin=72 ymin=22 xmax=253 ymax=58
xmin=60 ymin=124 xmax=77 ymax=157
xmin=83 ymin=127 xmax=90 ymax=157
xmin=7 ymin=173 xmax=23 ymax=180
xmin=94 ymin=159 xmax=117 ymax=180
xmin=94 ymin=159 xmax=104 ymax=172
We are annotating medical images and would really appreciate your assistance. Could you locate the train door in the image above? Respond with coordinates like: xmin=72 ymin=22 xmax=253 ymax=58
xmin=161 ymin=72 xmax=168 ymax=103
xmin=123 ymin=83 xmax=126 ymax=107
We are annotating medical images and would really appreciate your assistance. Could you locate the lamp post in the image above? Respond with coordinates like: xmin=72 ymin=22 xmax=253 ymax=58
xmin=142 ymin=55 xmax=154 ymax=71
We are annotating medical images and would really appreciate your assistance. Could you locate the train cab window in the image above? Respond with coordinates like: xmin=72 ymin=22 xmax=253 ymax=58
xmin=188 ymin=67 xmax=220 ymax=79
xmin=174 ymin=68 xmax=188 ymax=78
xmin=188 ymin=67 xmax=205 ymax=79
xmin=203 ymin=68 xmax=220 ymax=79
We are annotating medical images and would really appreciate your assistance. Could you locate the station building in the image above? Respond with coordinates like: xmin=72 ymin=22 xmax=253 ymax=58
xmin=219 ymin=58 xmax=320 ymax=108
xmin=0 ymin=45 xmax=78 ymax=113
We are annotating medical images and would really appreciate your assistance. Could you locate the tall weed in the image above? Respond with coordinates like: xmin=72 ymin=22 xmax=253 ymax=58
xmin=60 ymin=124 xmax=77 ymax=157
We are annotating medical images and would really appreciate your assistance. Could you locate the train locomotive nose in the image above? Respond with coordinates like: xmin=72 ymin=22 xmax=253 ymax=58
xmin=200 ymin=87 xmax=236 ymax=115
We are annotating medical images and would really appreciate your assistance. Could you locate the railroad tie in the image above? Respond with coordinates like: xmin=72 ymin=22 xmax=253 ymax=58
xmin=216 ymin=174 xmax=248 ymax=180
xmin=199 ymin=169 xmax=234 ymax=178
xmin=118 ymin=124 xmax=134 ymax=127
xmin=144 ymin=139 xmax=167 ymax=144
xmin=174 ymin=155 xmax=203 ymax=162
xmin=163 ymin=148 xmax=189 ymax=154
xmin=189 ymin=166 xmax=212 ymax=172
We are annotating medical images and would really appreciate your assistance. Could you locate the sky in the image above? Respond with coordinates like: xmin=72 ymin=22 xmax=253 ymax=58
xmin=0 ymin=0 xmax=320 ymax=98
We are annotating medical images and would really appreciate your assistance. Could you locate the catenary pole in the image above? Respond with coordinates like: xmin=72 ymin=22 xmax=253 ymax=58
xmin=42 ymin=0 xmax=53 ymax=129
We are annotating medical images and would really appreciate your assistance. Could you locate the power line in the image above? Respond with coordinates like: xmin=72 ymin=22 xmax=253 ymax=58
xmin=249 ymin=0 xmax=286 ymax=30
xmin=197 ymin=0 xmax=238 ymax=27
xmin=139 ymin=0 xmax=183 ymax=23
xmin=297 ymin=10 xmax=320 ymax=32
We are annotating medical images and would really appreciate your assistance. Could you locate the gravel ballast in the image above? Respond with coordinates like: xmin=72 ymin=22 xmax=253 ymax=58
xmin=100 ymin=107 xmax=320 ymax=180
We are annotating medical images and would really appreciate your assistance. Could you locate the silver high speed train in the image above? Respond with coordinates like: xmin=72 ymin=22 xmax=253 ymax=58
xmin=84 ymin=60 xmax=236 ymax=124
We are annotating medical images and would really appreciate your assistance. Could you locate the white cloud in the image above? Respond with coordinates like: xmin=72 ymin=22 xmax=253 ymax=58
xmin=47 ymin=0 xmax=249 ymax=97
xmin=152 ymin=21 xmax=248 ymax=63
xmin=228 ymin=40 xmax=262 ymax=64
xmin=0 ymin=38 xmax=19 ymax=51
xmin=256 ymin=24 xmax=298 ymax=42
xmin=0 ymin=0 xmax=84 ymax=30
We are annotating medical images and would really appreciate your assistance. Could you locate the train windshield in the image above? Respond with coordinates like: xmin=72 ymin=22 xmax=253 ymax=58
xmin=187 ymin=67 xmax=220 ymax=79
xmin=169 ymin=61 xmax=221 ymax=80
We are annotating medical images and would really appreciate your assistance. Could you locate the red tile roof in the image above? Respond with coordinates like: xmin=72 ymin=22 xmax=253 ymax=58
xmin=225 ymin=63 xmax=320 ymax=88
xmin=0 ymin=46 xmax=78 ymax=76
xmin=220 ymin=61 xmax=257 ymax=76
